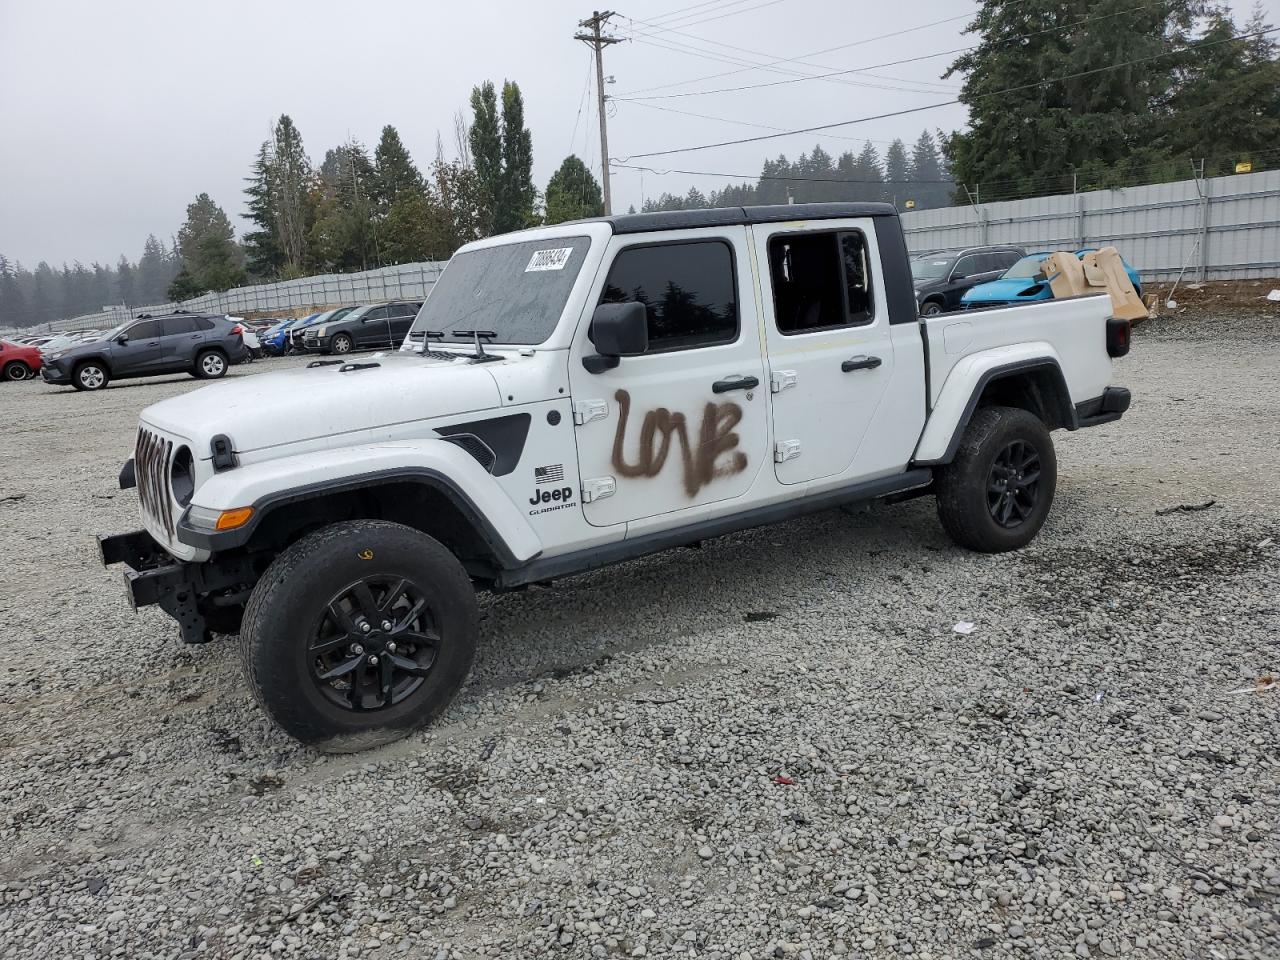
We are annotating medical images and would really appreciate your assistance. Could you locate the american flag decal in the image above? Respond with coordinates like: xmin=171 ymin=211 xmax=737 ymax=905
xmin=535 ymin=464 xmax=565 ymax=484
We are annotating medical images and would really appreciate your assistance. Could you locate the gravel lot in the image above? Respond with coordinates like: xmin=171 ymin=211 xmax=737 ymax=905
xmin=1 ymin=316 xmax=1277 ymax=960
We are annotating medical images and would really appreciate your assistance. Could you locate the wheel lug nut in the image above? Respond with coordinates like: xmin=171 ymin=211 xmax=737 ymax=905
xmin=387 ymin=642 xmax=397 ymax=652
xmin=381 ymin=621 xmax=392 ymax=631
xmin=351 ymin=644 xmax=364 ymax=654
xmin=361 ymin=623 xmax=372 ymax=633
xmin=369 ymin=655 xmax=379 ymax=665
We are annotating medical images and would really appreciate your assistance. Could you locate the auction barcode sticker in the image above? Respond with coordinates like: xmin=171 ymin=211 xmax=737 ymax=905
xmin=525 ymin=248 xmax=573 ymax=272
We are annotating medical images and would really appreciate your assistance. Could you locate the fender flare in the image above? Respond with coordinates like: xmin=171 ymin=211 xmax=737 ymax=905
xmin=913 ymin=352 xmax=1075 ymax=466
xmin=174 ymin=439 xmax=542 ymax=568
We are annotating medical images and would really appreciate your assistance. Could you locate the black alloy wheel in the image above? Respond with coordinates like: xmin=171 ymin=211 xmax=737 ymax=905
xmin=986 ymin=439 xmax=1041 ymax=528
xmin=309 ymin=576 xmax=438 ymax=712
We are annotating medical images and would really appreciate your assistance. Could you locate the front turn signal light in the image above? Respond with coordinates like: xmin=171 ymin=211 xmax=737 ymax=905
xmin=215 ymin=506 xmax=255 ymax=531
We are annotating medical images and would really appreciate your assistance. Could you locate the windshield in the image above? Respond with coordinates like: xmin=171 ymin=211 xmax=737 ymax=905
xmin=1004 ymin=254 xmax=1052 ymax=280
xmin=911 ymin=257 xmax=952 ymax=280
xmin=409 ymin=236 xmax=592 ymax=345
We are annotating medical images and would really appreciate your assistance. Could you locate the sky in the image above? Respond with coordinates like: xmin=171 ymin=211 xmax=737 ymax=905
xmin=1 ymin=0 xmax=1273 ymax=268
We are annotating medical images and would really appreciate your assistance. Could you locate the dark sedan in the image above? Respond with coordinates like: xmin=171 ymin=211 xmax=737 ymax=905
xmin=910 ymin=246 xmax=1025 ymax=316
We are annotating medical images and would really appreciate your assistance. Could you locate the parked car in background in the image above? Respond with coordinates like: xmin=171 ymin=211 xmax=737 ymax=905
xmin=0 ymin=339 xmax=43 ymax=381
xmin=303 ymin=300 xmax=423 ymax=354
xmin=961 ymin=250 xmax=1143 ymax=310
xmin=38 ymin=334 xmax=82 ymax=356
xmin=910 ymin=246 xmax=1026 ymax=316
xmin=227 ymin=316 xmax=263 ymax=361
xmin=41 ymin=312 xmax=249 ymax=391
xmin=260 ymin=316 xmax=310 ymax=356
xmin=288 ymin=307 xmax=355 ymax=353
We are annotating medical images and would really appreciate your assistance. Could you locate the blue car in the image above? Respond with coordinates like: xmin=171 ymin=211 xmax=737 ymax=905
xmin=260 ymin=315 xmax=312 ymax=355
xmin=962 ymin=250 xmax=1141 ymax=309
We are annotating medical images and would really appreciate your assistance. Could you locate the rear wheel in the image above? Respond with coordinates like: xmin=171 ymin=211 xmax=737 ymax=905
xmin=935 ymin=406 xmax=1056 ymax=552
xmin=331 ymin=333 xmax=353 ymax=354
xmin=920 ymin=300 xmax=944 ymax=317
xmin=3 ymin=361 xmax=31 ymax=382
xmin=72 ymin=361 xmax=109 ymax=391
xmin=194 ymin=349 xmax=228 ymax=379
xmin=240 ymin=520 xmax=479 ymax=751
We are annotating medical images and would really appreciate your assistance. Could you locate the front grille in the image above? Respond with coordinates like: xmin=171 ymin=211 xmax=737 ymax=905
xmin=135 ymin=427 xmax=175 ymax=540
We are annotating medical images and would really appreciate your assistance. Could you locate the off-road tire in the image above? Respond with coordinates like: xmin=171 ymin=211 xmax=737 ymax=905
xmin=240 ymin=520 xmax=478 ymax=752
xmin=3 ymin=361 xmax=31 ymax=382
xmin=935 ymin=405 xmax=1056 ymax=553
xmin=72 ymin=361 xmax=109 ymax=391
xmin=331 ymin=333 xmax=353 ymax=354
xmin=193 ymin=349 xmax=228 ymax=380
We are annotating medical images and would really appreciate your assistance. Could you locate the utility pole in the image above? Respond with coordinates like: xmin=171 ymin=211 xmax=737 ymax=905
xmin=576 ymin=11 xmax=622 ymax=215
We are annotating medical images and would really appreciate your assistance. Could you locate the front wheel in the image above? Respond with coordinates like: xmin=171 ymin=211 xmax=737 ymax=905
xmin=72 ymin=361 xmax=109 ymax=391
xmin=935 ymin=406 xmax=1057 ymax=552
xmin=239 ymin=520 xmax=479 ymax=751
xmin=331 ymin=333 xmax=353 ymax=354
xmin=920 ymin=300 xmax=944 ymax=317
xmin=3 ymin=361 xmax=31 ymax=382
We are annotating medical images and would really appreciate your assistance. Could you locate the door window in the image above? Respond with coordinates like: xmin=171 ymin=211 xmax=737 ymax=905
xmin=161 ymin=316 xmax=200 ymax=336
xmin=768 ymin=230 xmax=874 ymax=334
xmin=598 ymin=240 xmax=738 ymax=352
xmin=362 ymin=306 xmax=390 ymax=321
xmin=128 ymin=320 xmax=160 ymax=340
xmin=951 ymin=255 xmax=981 ymax=279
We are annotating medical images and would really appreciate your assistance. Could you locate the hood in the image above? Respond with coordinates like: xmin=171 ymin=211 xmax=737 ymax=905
xmin=140 ymin=353 xmax=509 ymax=458
xmin=963 ymin=277 xmax=1050 ymax=302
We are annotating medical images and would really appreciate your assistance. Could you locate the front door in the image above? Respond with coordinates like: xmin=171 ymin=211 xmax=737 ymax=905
xmin=755 ymin=223 xmax=895 ymax=485
xmin=567 ymin=227 xmax=768 ymax=528
xmin=356 ymin=306 xmax=391 ymax=347
xmin=113 ymin=317 xmax=164 ymax=372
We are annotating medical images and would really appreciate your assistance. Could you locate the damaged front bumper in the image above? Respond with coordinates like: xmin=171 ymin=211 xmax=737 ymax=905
xmin=98 ymin=529 xmax=253 ymax=644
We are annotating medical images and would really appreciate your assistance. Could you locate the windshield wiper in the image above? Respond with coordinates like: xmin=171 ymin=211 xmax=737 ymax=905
xmin=449 ymin=329 xmax=499 ymax=362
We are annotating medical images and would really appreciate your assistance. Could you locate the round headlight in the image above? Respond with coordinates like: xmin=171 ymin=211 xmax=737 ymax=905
xmin=171 ymin=445 xmax=194 ymax=506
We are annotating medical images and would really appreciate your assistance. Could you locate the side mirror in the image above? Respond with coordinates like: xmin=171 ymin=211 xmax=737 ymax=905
xmin=584 ymin=302 xmax=647 ymax=373
xmin=950 ymin=273 xmax=966 ymax=281
xmin=116 ymin=335 xmax=129 ymax=345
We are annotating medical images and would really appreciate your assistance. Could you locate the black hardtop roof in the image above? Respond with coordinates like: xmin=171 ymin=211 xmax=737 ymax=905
xmin=583 ymin=201 xmax=900 ymax=235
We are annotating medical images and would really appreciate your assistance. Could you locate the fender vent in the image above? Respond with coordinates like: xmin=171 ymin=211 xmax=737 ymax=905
xmin=439 ymin=433 xmax=497 ymax=473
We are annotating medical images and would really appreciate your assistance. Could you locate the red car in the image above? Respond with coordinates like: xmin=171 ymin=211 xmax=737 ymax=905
xmin=0 ymin=339 xmax=43 ymax=381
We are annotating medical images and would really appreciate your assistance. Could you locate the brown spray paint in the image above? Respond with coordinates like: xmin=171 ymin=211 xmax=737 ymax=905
xmin=610 ymin=389 xmax=748 ymax=497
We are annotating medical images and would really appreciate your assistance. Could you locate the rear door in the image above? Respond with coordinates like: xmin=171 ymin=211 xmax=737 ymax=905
xmin=387 ymin=302 xmax=421 ymax=346
xmin=159 ymin=315 xmax=204 ymax=370
xmin=755 ymin=223 xmax=896 ymax=484
xmin=566 ymin=228 xmax=769 ymax=527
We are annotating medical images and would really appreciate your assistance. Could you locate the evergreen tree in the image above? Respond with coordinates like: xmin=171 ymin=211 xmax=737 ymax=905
xmin=242 ymin=141 xmax=284 ymax=279
xmin=175 ymin=194 xmax=245 ymax=293
xmin=851 ymin=142 xmax=884 ymax=202
xmin=310 ymin=142 xmax=378 ymax=271
xmin=884 ymin=139 xmax=911 ymax=202
xmin=270 ymin=115 xmax=313 ymax=275
xmin=945 ymin=1 xmax=1200 ymax=196
xmin=0 ymin=256 xmax=28 ymax=328
xmin=499 ymin=82 xmax=537 ymax=231
xmin=428 ymin=158 xmax=485 ymax=258
xmin=1161 ymin=4 xmax=1280 ymax=174
xmin=382 ymin=190 xmax=436 ymax=263
xmin=373 ymin=124 xmax=423 ymax=214
xmin=910 ymin=131 xmax=949 ymax=209
xmin=544 ymin=155 xmax=603 ymax=224
xmin=115 ymin=254 xmax=136 ymax=305
xmin=469 ymin=81 xmax=502 ymax=235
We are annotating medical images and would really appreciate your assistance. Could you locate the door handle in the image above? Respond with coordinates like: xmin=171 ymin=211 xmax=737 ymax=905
xmin=841 ymin=355 xmax=882 ymax=372
xmin=712 ymin=375 xmax=759 ymax=394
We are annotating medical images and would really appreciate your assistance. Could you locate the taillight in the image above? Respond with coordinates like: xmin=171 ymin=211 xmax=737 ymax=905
xmin=1106 ymin=317 xmax=1130 ymax=358
xmin=231 ymin=324 xmax=243 ymax=336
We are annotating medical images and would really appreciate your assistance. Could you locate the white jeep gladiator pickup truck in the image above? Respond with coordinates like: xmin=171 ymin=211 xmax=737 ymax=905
xmin=100 ymin=202 xmax=1132 ymax=749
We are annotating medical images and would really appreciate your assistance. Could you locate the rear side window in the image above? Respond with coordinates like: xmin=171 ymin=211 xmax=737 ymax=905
xmin=599 ymin=240 xmax=738 ymax=352
xmin=768 ymin=230 xmax=874 ymax=334
xmin=162 ymin=316 xmax=200 ymax=335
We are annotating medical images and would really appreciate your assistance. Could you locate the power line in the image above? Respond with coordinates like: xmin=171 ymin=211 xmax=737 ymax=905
xmin=617 ymin=6 xmax=975 ymax=98
xmin=567 ymin=50 xmax=595 ymax=158
xmin=575 ymin=10 xmax=624 ymax=214
xmin=640 ymin=0 xmax=766 ymax=29
xmin=616 ymin=25 xmax=1280 ymax=160
xmin=613 ymin=160 xmax=953 ymax=185
xmin=619 ymin=97 xmax=910 ymax=148
xmin=615 ymin=0 xmax=1166 ymax=101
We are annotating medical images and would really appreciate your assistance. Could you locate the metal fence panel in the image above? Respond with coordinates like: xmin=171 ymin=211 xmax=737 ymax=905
xmin=901 ymin=169 xmax=1280 ymax=281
